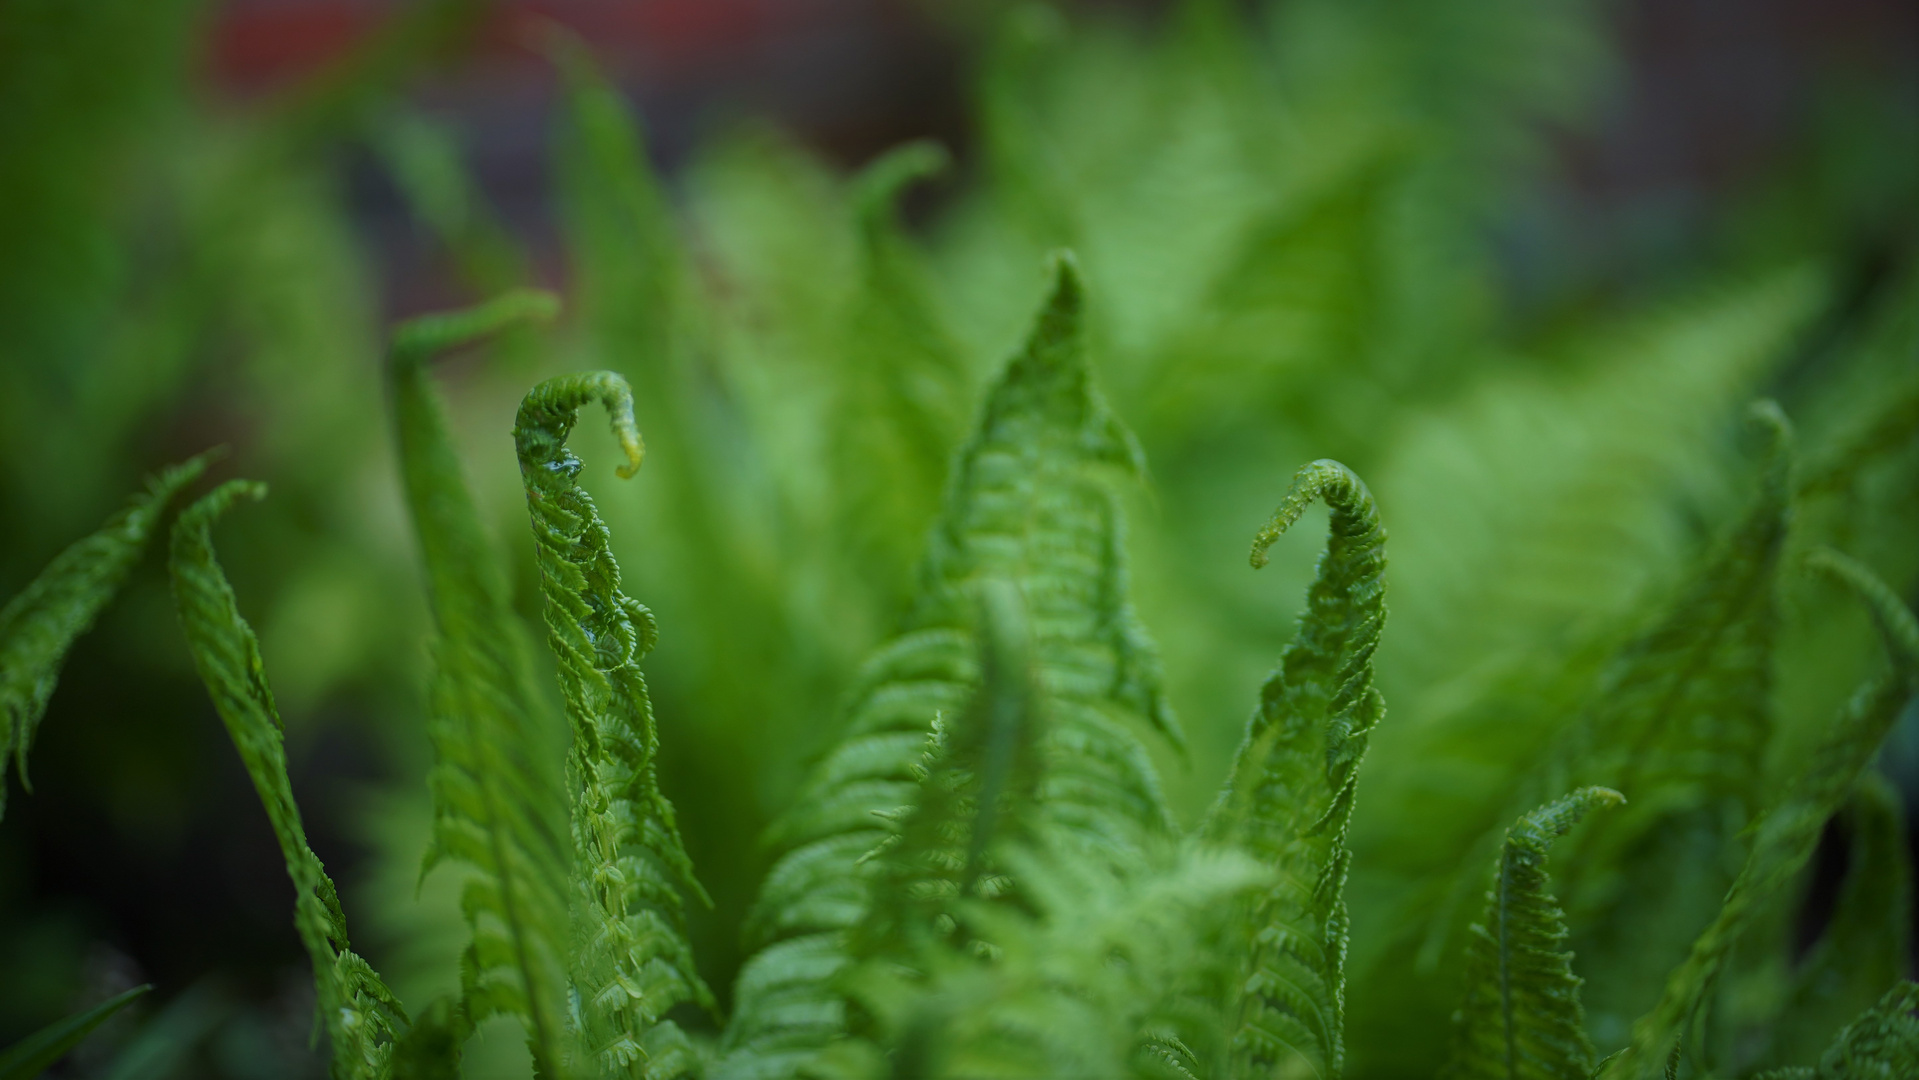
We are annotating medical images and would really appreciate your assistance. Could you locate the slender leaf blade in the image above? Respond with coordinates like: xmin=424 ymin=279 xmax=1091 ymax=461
xmin=169 ymin=480 xmax=407 ymax=1080
xmin=1 ymin=452 xmax=212 ymax=818
xmin=0 ymin=985 xmax=150 ymax=1080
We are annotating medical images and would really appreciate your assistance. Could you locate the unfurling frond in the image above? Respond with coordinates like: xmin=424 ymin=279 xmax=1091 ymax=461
xmin=1803 ymin=981 xmax=1919 ymax=1078
xmin=0 ymin=451 xmax=212 ymax=819
xmin=1206 ymin=457 xmax=1387 ymax=1079
xmin=514 ymin=372 xmax=709 ymax=1079
xmin=720 ymin=252 xmax=1180 ymax=1077
xmin=389 ymin=291 xmax=571 ymax=1076
xmin=1604 ymin=550 xmax=1919 ymax=1079
xmin=169 ymin=481 xmax=406 ymax=1080
xmin=1766 ymin=773 xmax=1912 ymax=1066
xmin=1441 ymin=787 xmax=1623 ymax=1080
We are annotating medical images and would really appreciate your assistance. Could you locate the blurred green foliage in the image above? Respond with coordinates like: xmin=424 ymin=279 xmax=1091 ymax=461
xmin=1 ymin=0 xmax=1915 ymax=1076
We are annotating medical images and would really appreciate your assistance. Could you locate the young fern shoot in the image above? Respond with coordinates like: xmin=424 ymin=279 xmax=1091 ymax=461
xmin=1206 ymin=458 xmax=1387 ymax=1080
xmin=514 ymin=372 xmax=711 ymax=1079
xmin=1441 ymin=786 xmax=1624 ymax=1080
xmin=169 ymin=480 xmax=407 ymax=1080
xmin=389 ymin=290 xmax=574 ymax=1075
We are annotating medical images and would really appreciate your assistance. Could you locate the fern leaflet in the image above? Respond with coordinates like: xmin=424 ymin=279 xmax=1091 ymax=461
xmin=1205 ymin=457 xmax=1387 ymax=1079
xmin=389 ymin=290 xmax=573 ymax=1075
xmin=0 ymin=451 xmax=212 ymax=818
xmin=1802 ymin=981 xmax=1919 ymax=1078
xmin=514 ymin=371 xmax=711 ymax=1079
xmin=169 ymin=480 xmax=407 ymax=1080
xmin=1441 ymin=787 xmax=1623 ymax=1080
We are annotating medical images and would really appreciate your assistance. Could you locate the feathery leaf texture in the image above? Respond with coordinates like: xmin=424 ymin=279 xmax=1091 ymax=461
xmin=1804 ymin=981 xmax=1919 ymax=1079
xmin=169 ymin=480 xmax=407 ymax=1080
xmin=0 ymin=452 xmax=211 ymax=818
xmin=856 ymin=577 xmax=1045 ymax=960
xmin=1441 ymin=787 xmax=1623 ymax=1080
xmin=845 ymin=839 xmax=1271 ymax=1080
xmin=514 ymin=371 xmax=711 ymax=1079
xmin=1605 ymin=549 xmax=1919 ymax=1079
xmin=718 ymin=253 xmax=1181 ymax=1077
xmin=389 ymin=290 xmax=571 ymax=1075
xmin=1205 ymin=457 xmax=1387 ymax=1079
xmin=0 ymin=984 xmax=150 ymax=1080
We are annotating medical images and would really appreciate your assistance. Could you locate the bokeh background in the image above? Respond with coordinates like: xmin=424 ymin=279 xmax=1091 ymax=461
xmin=2 ymin=0 xmax=1915 ymax=1076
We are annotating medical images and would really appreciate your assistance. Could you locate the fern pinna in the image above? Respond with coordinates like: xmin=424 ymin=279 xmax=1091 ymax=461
xmin=4 ymin=260 xmax=1916 ymax=1079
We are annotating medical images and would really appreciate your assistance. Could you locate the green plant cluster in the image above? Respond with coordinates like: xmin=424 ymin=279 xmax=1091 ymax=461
xmin=2 ymin=0 xmax=1916 ymax=1078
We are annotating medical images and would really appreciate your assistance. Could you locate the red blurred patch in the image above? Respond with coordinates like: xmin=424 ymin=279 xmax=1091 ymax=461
xmin=207 ymin=0 xmax=846 ymax=93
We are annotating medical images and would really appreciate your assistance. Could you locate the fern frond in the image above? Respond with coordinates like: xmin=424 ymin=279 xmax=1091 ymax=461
xmin=0 ymin=451 xmax=212 ymax=818
xmin=1802 ymin=981 xmax=1919 ymax=1078
xmin=1205 ymin=457 xmax=1387 ymax=1079
xmin=1531 ymin=402 xmax=1794 ymax=1042
xmin=1604 ymin=549 xmax=1919 ymax=1079
xmin=389 ymin=290 xmax=572 ymax=1075
xmin=1440 ymin=787 xmax=1624 ymax=1080
xmin=513 ymin=371 xmax=711 ymax=1079
xmin=1765 ymin=772 xmax=1912 ymax=1066
xmin=169 ymin=480 xmax=407 ymax=1080
xmin=720 ymin=252 xmax=1180 ymax=1075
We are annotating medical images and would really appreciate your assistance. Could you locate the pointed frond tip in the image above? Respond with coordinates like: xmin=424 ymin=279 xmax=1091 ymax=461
xmin=1251 ymin=458 xmax=1383 ymax=570
xmin=855 ymin=140 xmax=950 ymax=235
xmin=1031 ymin=248 xmax=1087 ymax=365
xmin=389 ymin=287 xmax=558 ymax=369
xmin=1 ymin=449 xmax=218 ymax=817
xmin=515 ymin=369 xmax=645 ymax=480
